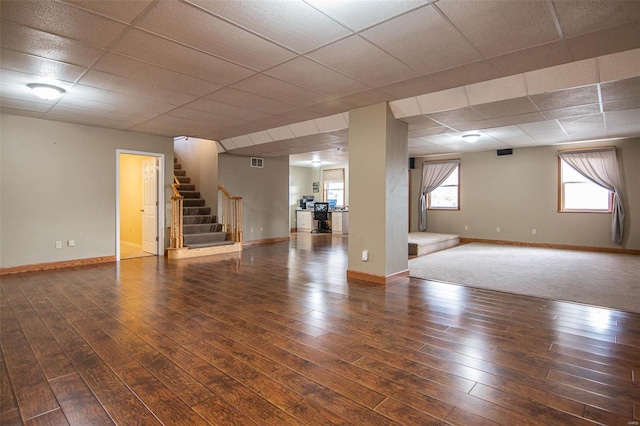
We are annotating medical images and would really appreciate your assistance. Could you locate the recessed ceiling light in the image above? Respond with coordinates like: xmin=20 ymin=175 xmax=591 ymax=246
xmin=462 ymin=133 xmax=481 ymax=143
xmin=27 ymin=83 xmax=66 ymax=100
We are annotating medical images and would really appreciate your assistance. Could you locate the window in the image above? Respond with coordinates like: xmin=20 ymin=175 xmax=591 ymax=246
xmin=559 ymin=158 xmax=612 ymax=212
xmin=322 ymin=168 xmax=344 ymax=207
xmin=427 ymin=165 xmax=459 ymax=210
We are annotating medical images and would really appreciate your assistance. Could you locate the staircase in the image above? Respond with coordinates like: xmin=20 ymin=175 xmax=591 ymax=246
xmin=173 ymin=159 xmax=233 ymax=249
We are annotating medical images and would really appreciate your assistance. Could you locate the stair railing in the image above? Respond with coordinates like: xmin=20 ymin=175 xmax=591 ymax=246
xmin=170 ymin=175 xmax=184 ymax=249
xmin=218 ymin=184 xmax=243 ymax=243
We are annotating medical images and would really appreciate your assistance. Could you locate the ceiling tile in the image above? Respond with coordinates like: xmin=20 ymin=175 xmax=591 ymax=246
xmin=308 ymin=36 xmax=418 ymax=87
xmin=600 ymin=77 xmax=640 ymax=102
xmin=112 ymin=29 xmax=255 ymax=85
xmin=529 ymin=130 xmax=572 ymax=144
xmin=337 ymin=89 xmax=394 ymax=108
xmin=251 ymin=115 xmax=296 ymax=129
xmin=401 ymin=115 xmax=441 ymax=129
xmin=552 ymin=0 xmax=640 ymax=38
xmin=204 ymin=88 xmax=294 ymax=115
xmin=607 ymin=122 xmax=640 ymax=139
xmin=472 ymin=97 xmax=539 ymax=119
xmin=267 ymin=126 xmax=296 ymax=141
xmin=558 ymin=113 xmax=605 ymax=133
xmin=488 ymin=41 xmax=571 ymax=77
xmin=0 ymin=69 xmax=73 ymax=101
xmin=289 ymin=120 xmax=320 ymax=138
xmin=427 ymin=107 xmax=486 ymax=126
xmin=305 ymin=0 xmax=431 ymax=31
xmin=598 ymin=48 xmax=640 ymax=83
xmin=305 ymin=99 xmax=357 ymax=116
xmin=1 ymin=0 xmax=127 ymax=48
xmin=0 ymin=96 xmax=52 ymax=112
xmin=93 ymin=53 xmax=222 ymax=97
xmin=466 ymin=75 xmax=527 ymax=105
xmin=602 ymin=97 xmax=640 ymax=112
xmin=605 ymin=109 xmax=640 ymax=126
xmin=61 ymin=0 xmax=154 ymax=24
xmin=313 ymin=114 xmax=348 ymax=133
xmin=529 ymin=85 xmax=599 ymax=111
xmin=408 ymin=126 xmax=451 ymax=138
xmin=565 ymin=21 xmax=640 ymax=61
xmin=279 ymin=108 xmax=326 ymax=122
xmin=0 ymin=49 xmax=87 ymax=82
xmin=247 ymin=131 xmax=274 ymax=145
xmin=389 ymin=97 xmax=421 ymax=118
xmin=525 ymin=58 xmax=598 ymax=95
xmin=166 ymin=107 xmax=248 ymax=128
xmin=361 ymin=5 xmax=482 ymax=74
xmin=136 ymin=1 xmax=295 ymax=70
xmin=518 ymin=120 xmax=564 ymax=135
xmin=230 ymin=135 xmax=253 ymax=148
xmin=265 ymin=57 xmax=369 ymax=98
xmin=1 ymin=23 xmax=104 ymax=68
xmin=378 ymin=74 xmax=441 ymax=99
xmin=230 ymin=74 xmax=329 ymax=106
xmin=542 ymin=104 xmax=602 ymax=120
xmin=1 ymin=106 xmax=46 ymax=118
xmin=184 ymin=98 xmax=270 ymax=121
xmin=79 ymin=70 xmax=195 ymax=105
xmin=427 ymin=61 xmax=503 ymax=93
xmin=415 ymin=87 xmax=469 ymax=114
xmin=437 ymin=0 xmax=559 ymax=57
xmin=187 ymin=0 xmax=351 ymax=53
xmin=55 ymin=94 xmax=175 ymax=119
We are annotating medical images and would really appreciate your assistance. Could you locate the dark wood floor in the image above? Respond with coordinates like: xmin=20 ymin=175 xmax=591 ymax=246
xmin=1 ymin=235 xmax=639 ymax=425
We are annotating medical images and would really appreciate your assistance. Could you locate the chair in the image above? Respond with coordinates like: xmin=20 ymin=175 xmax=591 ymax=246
xmin=311 ymin=202 xmax=331 ymax=233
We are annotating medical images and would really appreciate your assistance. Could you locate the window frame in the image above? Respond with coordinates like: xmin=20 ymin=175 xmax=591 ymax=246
xmin=426 ymin=163 xmax=460 ymax=211
xmin=557 ymin=154 xmax=613 ymax=214
xmin=322 ymin=168 xmax=345 ymax=207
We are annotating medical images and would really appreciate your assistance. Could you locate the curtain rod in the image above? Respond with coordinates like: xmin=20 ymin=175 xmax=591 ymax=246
xmin=558 ymin=146 xmax=615 ymax=153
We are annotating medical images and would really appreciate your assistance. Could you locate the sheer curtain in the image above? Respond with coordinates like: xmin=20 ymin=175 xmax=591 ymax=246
xmin=559 ymin=148 xmax=625 ymax=245
xmin=419 ymin=160 xmax=460 ymax=231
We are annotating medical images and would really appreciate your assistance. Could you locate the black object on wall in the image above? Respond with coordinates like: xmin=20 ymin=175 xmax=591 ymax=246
xmin=497 ymin=149 xmax=513 ymax=156
xmin=409 ymin=157 xmax=415 ymax=169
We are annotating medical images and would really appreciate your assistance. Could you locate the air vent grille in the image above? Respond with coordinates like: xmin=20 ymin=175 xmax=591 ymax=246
xmin=250 ymin=157 xmax=264 ymax=168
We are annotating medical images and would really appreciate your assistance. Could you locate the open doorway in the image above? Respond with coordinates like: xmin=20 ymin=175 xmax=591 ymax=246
xmin=117 ymin=151 xmax=164 ymax=260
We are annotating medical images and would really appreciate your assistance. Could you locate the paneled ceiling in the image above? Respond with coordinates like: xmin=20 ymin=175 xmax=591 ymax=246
xmin=2 ymin=0 xmax=639 ymax=167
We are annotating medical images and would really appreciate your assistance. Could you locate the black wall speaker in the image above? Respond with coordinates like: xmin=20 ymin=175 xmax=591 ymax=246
xmin=409 ymin=157 xmax=415 ymax=169
xmin=497 ymin=149 xmax=513 ymax=156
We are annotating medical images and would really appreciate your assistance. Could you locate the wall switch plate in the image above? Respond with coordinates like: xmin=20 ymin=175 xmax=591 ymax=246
xmin=532 ymin=228 xmax=537 ymax=235
xmin=464 ymin=225 xmax=469 ymax=230
xmin=55 ymin=241 xmax=62 ymax=249
xmin=362 ymin=250 xmax=368 ymax=262
xmin=68 ymin=240 xmax=75 ymax=247
xmin=496 ymin=227 xmax=501 ymax=233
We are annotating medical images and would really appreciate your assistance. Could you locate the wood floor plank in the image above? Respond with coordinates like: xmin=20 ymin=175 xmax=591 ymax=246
xmin=49 ymin=372 xmax=114 ymax=426
xmin=1 ymin=236 xmax=638 ymax=425
xmin=0 ymin=291 xmax=60 ymax=422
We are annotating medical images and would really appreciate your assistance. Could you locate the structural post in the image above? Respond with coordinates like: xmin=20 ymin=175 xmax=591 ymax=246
xmin=347 ymin=102 xmax=409 ymax=283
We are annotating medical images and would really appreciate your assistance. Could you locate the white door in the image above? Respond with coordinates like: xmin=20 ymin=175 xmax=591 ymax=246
xmin=142 ymin=158 xmax=158 ymax=254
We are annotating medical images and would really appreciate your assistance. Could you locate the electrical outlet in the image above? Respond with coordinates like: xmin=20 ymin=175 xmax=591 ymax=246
xmin=250 ymin=227 xmax=253 ymax=233
xmin=464 ymin=225 xmax=469 ymax=230
xmin=532 ymin=228 xmax=537 ymax=235
xmin=68 ymin=240 xmax=75 ymax=247
xmin=496 ymin=227 xmax=501 ymax=233
xmin=55 ymin=241 xmax=62 ymax=249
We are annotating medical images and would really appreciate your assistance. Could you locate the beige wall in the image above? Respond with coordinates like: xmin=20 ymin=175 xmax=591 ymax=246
xmin=0 ymin=114 xmax=174 ymax=268
xmin=410 ymin=138 xmax=640 ymax=250
xmin=119 ymin=154 xmax=146 ymax=245
xmin=218 ymin=154 xmax=290 ymax=242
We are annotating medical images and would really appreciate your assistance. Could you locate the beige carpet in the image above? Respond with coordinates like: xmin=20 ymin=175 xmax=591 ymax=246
xmin=409 ymin=243 xmax=640 ymax=314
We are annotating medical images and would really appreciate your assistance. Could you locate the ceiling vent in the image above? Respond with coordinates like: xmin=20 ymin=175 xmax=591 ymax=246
xmin=250 ymin=157 xmax=264 ymax=168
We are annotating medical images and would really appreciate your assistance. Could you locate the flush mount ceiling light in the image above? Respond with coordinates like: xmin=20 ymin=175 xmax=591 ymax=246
xmin=27 ymin=83 xmax=65 ymax=100
xmin=462 ymin=133 xmax=481 ymax=143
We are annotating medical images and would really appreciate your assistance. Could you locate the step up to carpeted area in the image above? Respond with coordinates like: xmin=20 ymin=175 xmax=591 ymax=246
xmin=408 ymin=232 xmax=459 ymax=257
xmin=174 ymin=158 xmax=234 ymax=251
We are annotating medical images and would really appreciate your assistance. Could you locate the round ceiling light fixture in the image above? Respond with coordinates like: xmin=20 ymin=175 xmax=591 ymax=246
xmin=462 ymin=133 xmax=481 ymax=143
xmin=27 ymin=83 xmax=66 ymax=100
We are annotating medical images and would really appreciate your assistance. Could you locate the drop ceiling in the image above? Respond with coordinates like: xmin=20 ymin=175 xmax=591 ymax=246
xmin=2 ymin=0 xmax=639 ymax=167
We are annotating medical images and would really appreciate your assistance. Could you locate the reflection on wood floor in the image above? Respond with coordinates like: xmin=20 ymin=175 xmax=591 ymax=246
xmin=120 ymin=242 xmax=154 ymax=260
xmin=1 ymin=235 xmax=639 ymax=425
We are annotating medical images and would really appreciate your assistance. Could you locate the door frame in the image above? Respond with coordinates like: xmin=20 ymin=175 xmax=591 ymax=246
xmin=116 ymin=149 xmax=165 ymax=261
